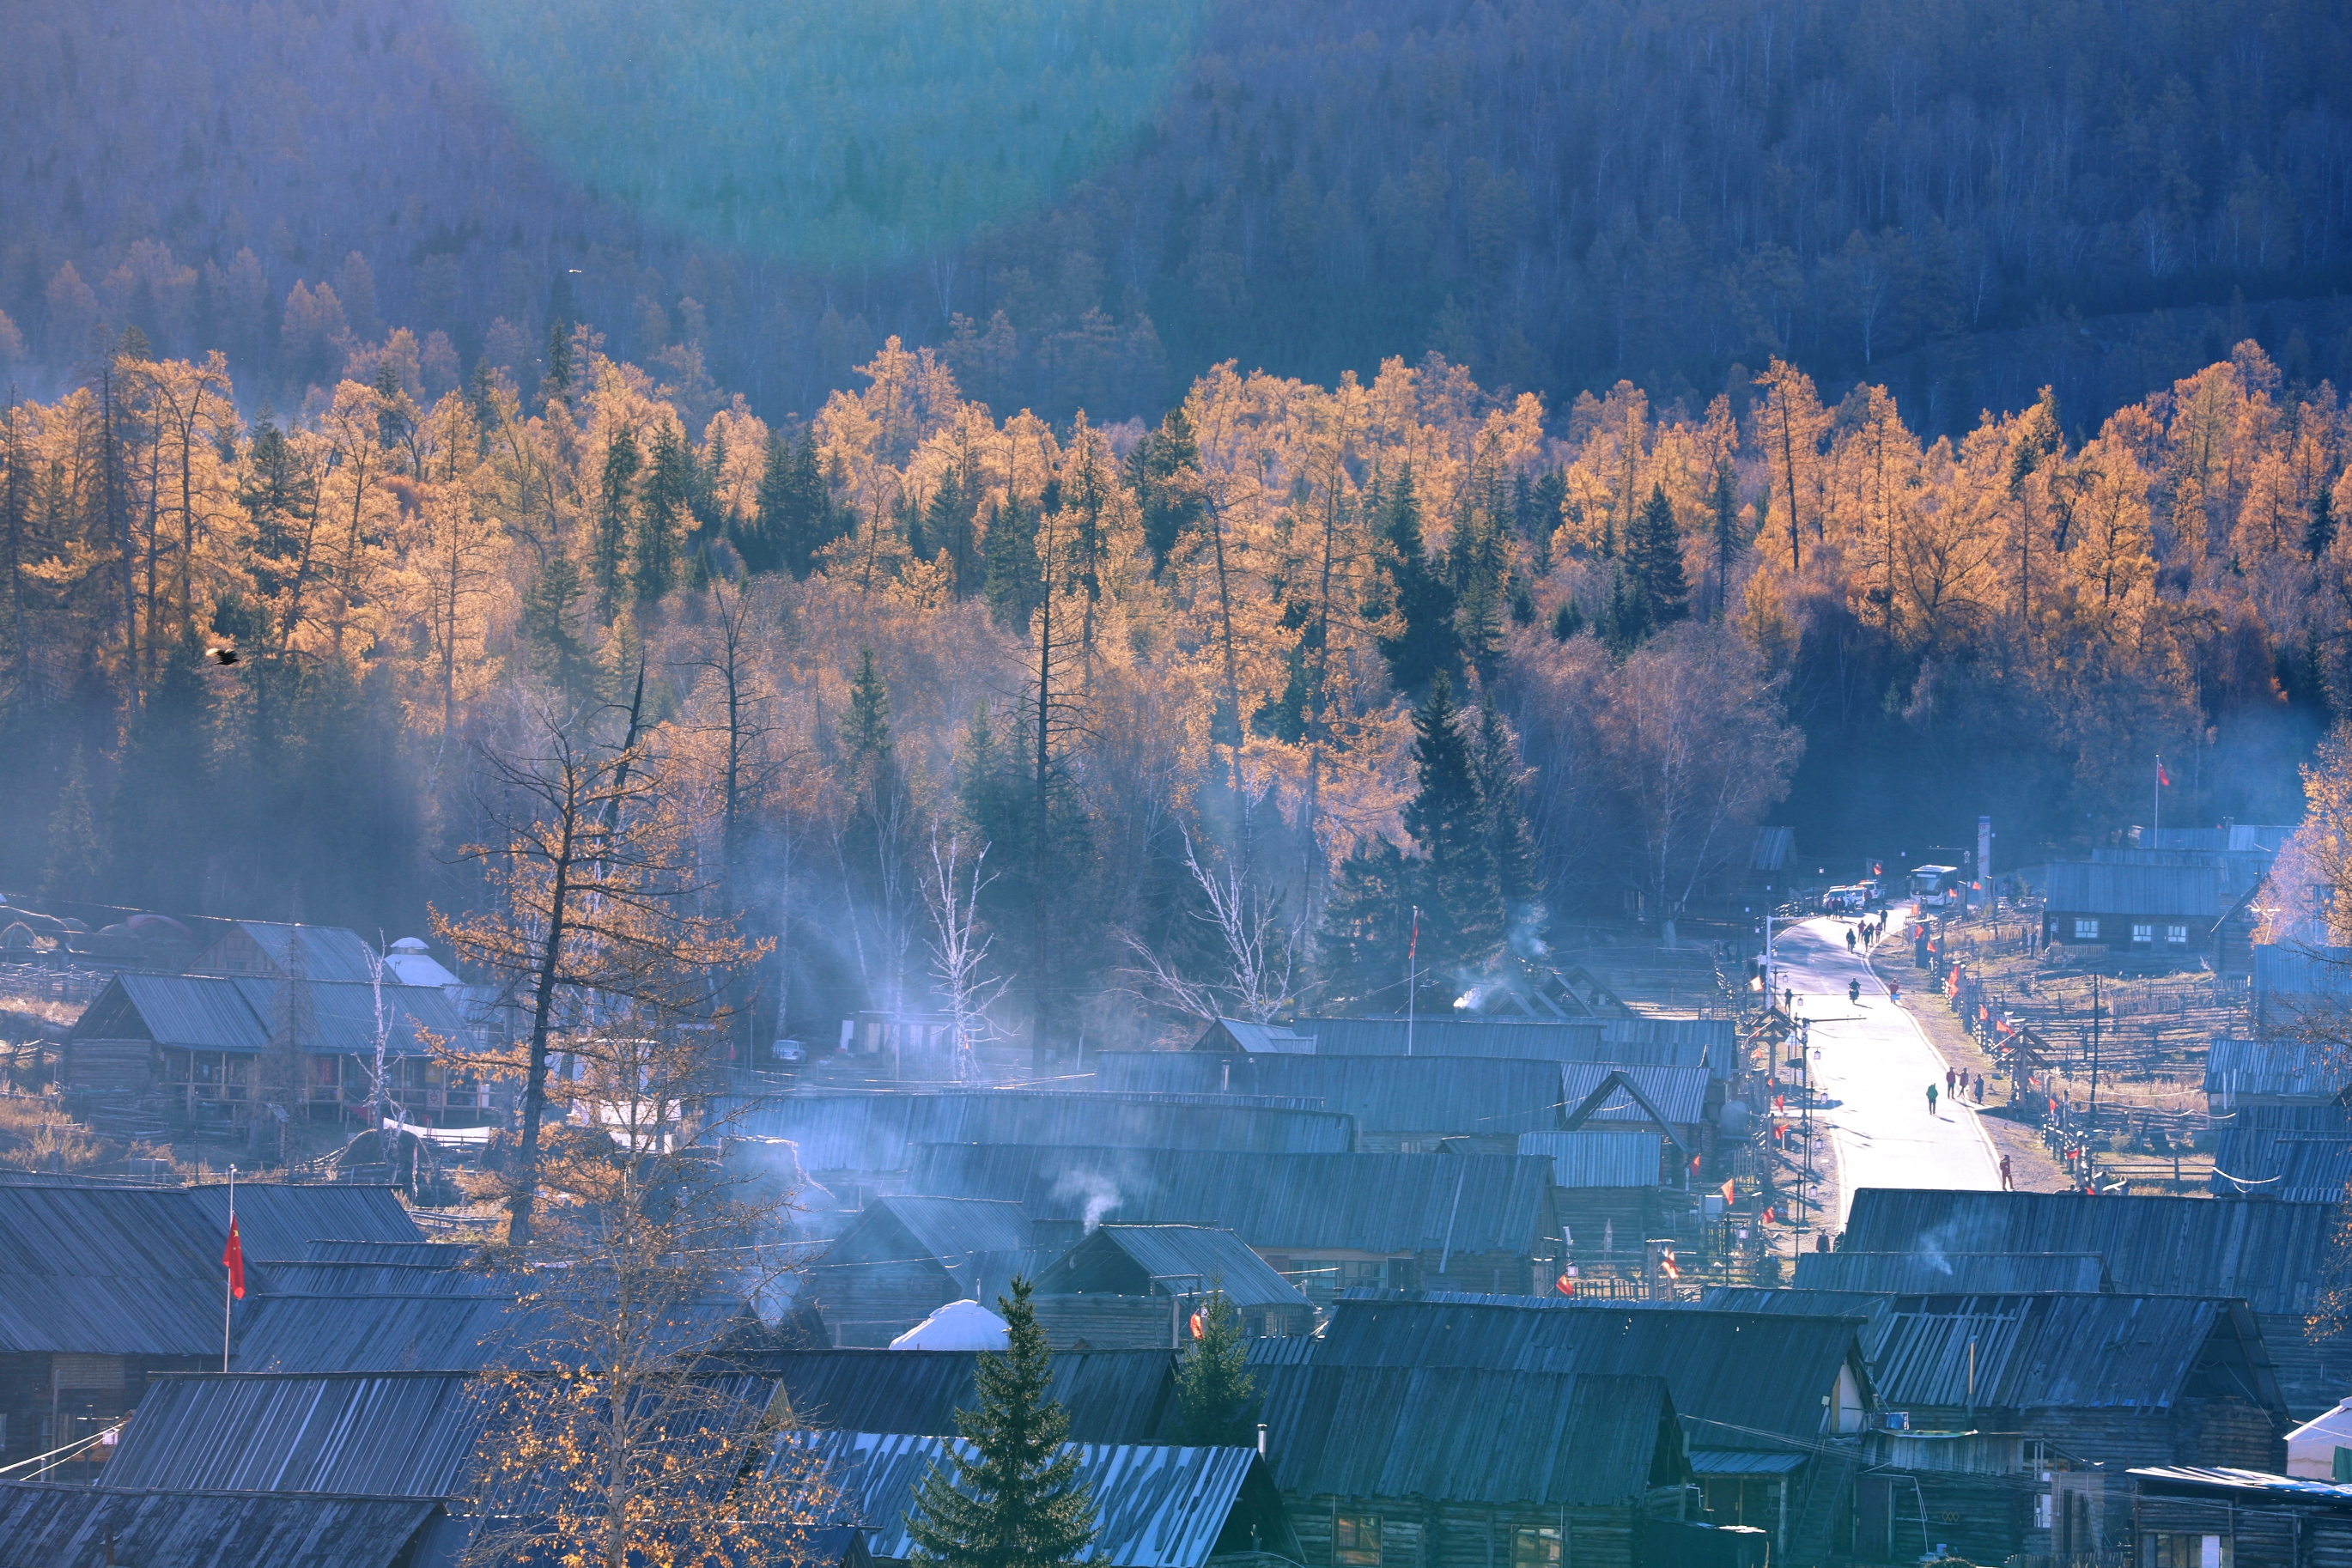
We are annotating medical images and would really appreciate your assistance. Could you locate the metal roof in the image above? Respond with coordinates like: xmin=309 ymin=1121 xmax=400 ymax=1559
xmin=1790 ymin=1251 xmax=2112 ymax=1294
xmin=1198 ymin=1019 xmax=1316 ymax=1054
xmin=732 ymin=1091 xmax=1353 ymax=1172
xmin=255 ymin=1261 xmax=519 ymax=1298
xmin=2205 ymin=1039 xmax=2349 ymax=1103
xmin=187 ymin=1183 xmax=423 ymax=1256
xmin=1032 ymin=1226 xmax=1309 ymax=1311
xmin=2041 ymin=861 xmax=2231 ymax=917
xmin=71 ymin=972 xmax=470 ymax=1056
xmin=1518 ymin=1131 xmax=1668 ymax=1188
xmin=1690 ymin=1449 xmax=1808 ymax=1476
xmin=781 ymin=1430 xmax=1269 ymax=1567
xmin=1558 ymin=1063 xmax=1709 ymax=1128
xmin=0 ymin=1485 xmax=438 ymax=1568
xmin=905 ymin=1146 xmax=1555 ymax=1255
xmin=2130 ymin=1466 xmax=2352 ymax=1502
xmin=830 ymin=1196 xmax=1036 ymax=1267
xmin=763 ymin=1348 xmax=1176 ymax=1443
xmin=0 ymin=1184 xmax=414 ymax=1356
xmin=1307 ymin=1298 xmax=1870 ymax=1451
xmin=1842 ymin=1189 xmax=2337 ymax=1316
xmin=302 ymin=1240 xmax=479 ymax=1266
xmin=1702 ymin=1286 xmax=2283 ymax=1415
xmin=195 ymin=921 xmax=386 ymax=983
xmin=1092 ymin=1052 xmax=1568 ymax=1134
xmin=1251 ymin=1364 xmax=1679 ymax=1504
xmin=2210 ymin=1130 xmax=2352 ymax=1201
xmin=231 ymin=1293 xmax=757 ymax=1372
xmin=2255 ymin=945 xmax=2352 ymax=1009
xmin=102 ymin=1371 xmax=494 ymax=1496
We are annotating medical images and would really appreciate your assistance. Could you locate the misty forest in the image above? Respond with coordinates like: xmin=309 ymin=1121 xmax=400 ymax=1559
xmin=3 ymin=0 xmax=2352 ymax=1048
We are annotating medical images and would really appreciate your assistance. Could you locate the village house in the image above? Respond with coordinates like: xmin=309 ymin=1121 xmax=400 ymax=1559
xmin=2038 ymin=860 xmax=2255 ymax=968
xmin=776 ymin=1194 xmax=1038 ymax=1348
xmin=765 ymin=1347 xmax=1179 ymax=1443
xmin=1249 ymin=1364 xmax=1699 ymax=1568
xmin=2128 ymin=1466 xmax=2352 ymax=1568
xmin=1024 ymin=1224 xmax=1316 ymax=1345
xmin=1841 ymin=1188 xmax=2350 ymax=1420
xmin=784 ymin=1428 xmax=1302 ymax=1568
xmin=1291 ymin=1296 xmax=1876 ymax=1565
xmin=906 ymin=1146 xmax=1561 ymax=1301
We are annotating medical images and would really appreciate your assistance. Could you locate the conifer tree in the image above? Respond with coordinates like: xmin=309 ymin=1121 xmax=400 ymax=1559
xmin=520 ymin=551 xmax=597 ymax=703
xmin=1174 ymin=1292 xmax=1257 ymax=1446
xmin=40 ymin=746 xmax=105 ymax=903
xmin=907 ymin=1279 xmax=1100 ymax=1568
xmin=982 ymin=497 xmax=1041 ymax=630
xmin=1401 ymin=670 xmax=1502 ymax=977
xmin=739 ymin=428 xmax=792 ymax=574
xmin=634 ymin=421 xmax=691 ymax=605
xmin=1472 ymin=690 xmax=1540 ymax=909
xmin=2307 ymin=483 xmax=2337 ymax=561
xmin=1372 ymin=465 xmax=1456 ymax=691
xmin=592 ymin=426 xmax=641 ymax=617
xmin=1127 ymin=404 xmax=1203 ymax=573
xmin=1630 ymin=483 xmax=1688 ymax=626
xmin=1710 ymin=464 xmax=1742 ymax=618
xmin=1317 ymin=836 xmax=1414 ymax=1009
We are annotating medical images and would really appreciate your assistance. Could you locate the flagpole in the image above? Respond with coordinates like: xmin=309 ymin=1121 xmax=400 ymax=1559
xmin=1407 ymin=906 xmax=1418 ymax=1057
xmin=224 ymin=1164 xmax=235 ymax=1373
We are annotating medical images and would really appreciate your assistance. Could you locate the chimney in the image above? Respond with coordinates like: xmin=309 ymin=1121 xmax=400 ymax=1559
xmin=1256 ymin=1422 xmax=1267 ymax=1458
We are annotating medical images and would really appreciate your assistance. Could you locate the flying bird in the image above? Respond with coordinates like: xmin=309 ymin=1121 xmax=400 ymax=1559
xmin=206 ymin=644 xmax=240 ymax=665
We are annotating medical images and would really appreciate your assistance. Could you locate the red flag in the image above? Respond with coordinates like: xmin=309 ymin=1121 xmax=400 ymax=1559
xmin=1761 ymin=1206 xmax=1776 ymax=1224
xmin=1556 ymin=1273 xmax=1577 ymax=1297
xmin=1188 ymin=1310 xmax=1205 ymax=1340
xmin=1689 ymin=1153 xmax=1702 ymax=1174
xmin=1720 ymin=1178 xmax=1736 ymax=1205
xmin=222 ymin=1215 xmax=245 ymax=1301
xmin=1659 ymin=1249 xmax=1680 ymax=1281
xmin=2157 ymin=757 xmax=2172 ymax=787
xmin=1408 ymin=908 xmax=1419 ymax=961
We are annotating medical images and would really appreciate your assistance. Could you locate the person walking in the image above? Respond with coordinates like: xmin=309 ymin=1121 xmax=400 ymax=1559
xmin=1999 ymin=1153 xmax=2014 ymax=1191
xmin=1846 ymin=927 xmax=1857 ymax=952
xmin=1946 ymin=1067 xmax=1956 ymax=1095
xmin=1926 ymin=1083 xmax=1940 ymax=1114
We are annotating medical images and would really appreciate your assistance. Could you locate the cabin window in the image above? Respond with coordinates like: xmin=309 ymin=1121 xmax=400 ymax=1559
xmin=1333 ymin=1513 xmax=1383 ymax=1566
xmin=2131 ymin=923 xmax=2154 ymax=945
xmin=1512 ymin=1528 xmax=1561 ymax=1568
xmin=2167 ymin=925 xmax=2190 ymax=945
xmin=2144 ymin=1535 xmax=2228 ymax=1568
xmin=2073 ymin=919 xmax=2100 ymax=940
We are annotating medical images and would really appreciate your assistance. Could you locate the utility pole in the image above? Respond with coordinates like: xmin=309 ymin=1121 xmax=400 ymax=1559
xmin=2088 ymin=972 xmax=2102 ymax=1182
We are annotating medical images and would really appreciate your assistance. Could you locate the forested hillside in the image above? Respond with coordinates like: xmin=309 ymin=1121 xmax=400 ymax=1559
xmin=0 ymin=330 xmax=2337 ymax=1036
xmin=2 ymin=0 xmax=2349 ymax=429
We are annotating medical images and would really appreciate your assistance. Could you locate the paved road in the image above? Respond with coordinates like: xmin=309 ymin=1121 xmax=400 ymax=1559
xmin=1768 ymin=912 xmax=2002 ymax=1225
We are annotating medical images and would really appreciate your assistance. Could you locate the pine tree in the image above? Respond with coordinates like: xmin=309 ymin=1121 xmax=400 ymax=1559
xmin=845 ymin=649 xmax=895 ymax=787
xmin=634 ymin=421 xmax=691 ymax=605
xmin=1127 ymin=404 xmax=1204 ymax=573
xmin=1551 ymin=599 xmax=1586 ymax=641
xmin=592 ymin=427 xmax=641 ymax=617
xmin=1472 ymin=690 xmax=1540 ymax=909
xmin=982 ymin=497 xmax=1041 ymax=630
xmin=1174 ymin=1292 xmax=1258 ymax=1446
xmin=1530 ymin=468 xmax=1566 ymax=574
xmin=1710 ymin=464 xmax=1742 ymax=618
xmin=1372 ymin=465 xmax=1457 ymax=691
xmin=40 ymin=746 xmax=105 ymax=903
xmin=2307 ymin=483 xmax=2337 ymax=561
xmin=1630 ymin=483 xmax=1688 ymax=625
xmin=739 ymin=428 xmax=792 ymax=574
xmin=1402 ymin=671 xmax=1501 ymax=979
xmin=544 ymin=320 xmax=573 ymax=401
xmin=906 ymin=1279 xmax=1100 ymax=1568
xmin=520 ymin=551 xmax=597 ymax=702
xmin=1317 ymin=836 xmax=1413 ymax=1009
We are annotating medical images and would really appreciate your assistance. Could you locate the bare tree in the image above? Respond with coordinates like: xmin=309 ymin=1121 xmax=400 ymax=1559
xmin=1121 ymin=832 xmax=1300 ymax=1024
xmin=922 ymin=824 xmax=1011 ymax=1083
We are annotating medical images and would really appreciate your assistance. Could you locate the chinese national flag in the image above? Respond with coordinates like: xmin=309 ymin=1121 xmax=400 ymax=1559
xmin=222 ymin=1216 xmax=245 ymax=1300
xmin=2158 ymin=758 xmax=2172 ymax=787
xmin=1720 ymin=1179 xmax=1736 ymax=1205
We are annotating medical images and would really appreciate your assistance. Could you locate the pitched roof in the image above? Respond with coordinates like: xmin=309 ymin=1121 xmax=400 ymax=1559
xmin=905 ymin=1146 xmax=1555 ymax=1255
xmin=0 ymin=1183 xmax=418 ymax=1356
xmin=70 ymin=971 xmax=472 ymax=1056
xmin=732 ymin=1091 xmax=1352 ymax=1171
xmin=1557 ymin=1062 xmax=1709 ymax=1127
xmin=1252 ymin=1365 xmax=1680 ymax=1505
xmin=1704 ymin=1286 xmax=2281 ymax=1414
xmin=101 ymin=1371 xmax=495 ymax=1496
xmin=2206 ymin=1039 xmax=2349 ymax=1104
xmin=230 ymin=1292 xmax=757 ymax=1373
xmin=1197 ymin=1019 xmax=1316 ymax=1054
xmin=830 ymin=1195 xmax=1035 ymax=1267
xmin=0 ymin=1486 xmax=438 ymax=1568
xmin=764 ymin=1348 xmax=1176 ymax=1443
xmin=1518 ymin=1130 xmax=1668 ymax=1188
xmin=1790 ymin=1251 xmax=2112 ymax=1294
xmin=1033 ymin=1225 xmax=1308 ymax=1311
xmin=2041 ymin=861 xmax=2232 ymax=917
xmin=193 ymin=921 xmax=385 ymax=983
xmin=1270 ymin=1017 xmax=1733 ymax=1076
xmin=2211 ymin=1130 xmax=2352 ymax=1201
xmin=1842 ymin=1189 xmax=2337 ymax=1316
xmin=1303 ymin=1297 xmax=1870 ymax=1451
xmin=1092 ymin=1052 xmax=1568 ymax=1134
xmin=781 ymin=1431 xmax=1274 ymax=1567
